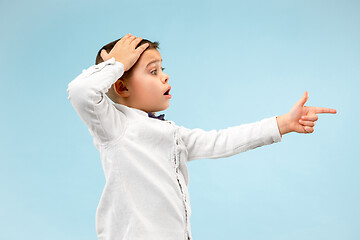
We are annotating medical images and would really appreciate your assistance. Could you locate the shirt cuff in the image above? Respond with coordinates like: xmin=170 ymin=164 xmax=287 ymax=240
xmin=261 ymin=116 xmax=282 ymax=144
xmin=81 ymin=57 xmax=123 ymax=77
xmin=95 ymin=57 xmax=124 ymax=78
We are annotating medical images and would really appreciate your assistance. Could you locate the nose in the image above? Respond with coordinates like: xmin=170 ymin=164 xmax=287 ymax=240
xmin=162 ymin=73 xmax=169 ymax=84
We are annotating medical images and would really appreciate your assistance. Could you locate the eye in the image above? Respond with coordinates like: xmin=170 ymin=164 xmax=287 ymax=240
xmin=151 ymin=67 xmax=165 ymax=75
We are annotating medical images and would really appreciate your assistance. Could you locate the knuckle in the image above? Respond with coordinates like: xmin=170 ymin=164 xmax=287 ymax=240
xmin=305 ymin=126 xmax=314 ymax=133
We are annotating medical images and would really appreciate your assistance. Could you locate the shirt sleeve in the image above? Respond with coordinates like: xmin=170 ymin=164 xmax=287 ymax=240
xmin=177 ymin=116 xmax=282 ymax=161
xmin=67 ymin=57 xmax=126 ymax=143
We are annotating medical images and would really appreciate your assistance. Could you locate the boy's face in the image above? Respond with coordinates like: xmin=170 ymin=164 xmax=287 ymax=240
xmin=124 ymin=49 xmax=171 ymax=113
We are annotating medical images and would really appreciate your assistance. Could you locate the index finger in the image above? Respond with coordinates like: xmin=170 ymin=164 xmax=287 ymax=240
xmin=135 ymin=42 xmax=149 ymax=54
xmin=131 ymin=37 xmax=143 ymax=49
xmin=310 ymin=106 xmax=337 ymax=114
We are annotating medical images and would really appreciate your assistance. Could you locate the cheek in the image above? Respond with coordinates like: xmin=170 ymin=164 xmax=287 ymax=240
xmin=132 ymin=80 xmax=156 ymax=98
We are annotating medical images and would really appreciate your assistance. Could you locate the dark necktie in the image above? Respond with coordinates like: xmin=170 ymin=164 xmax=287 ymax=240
xmin=148 ymin=112 xmax=166 ymax=121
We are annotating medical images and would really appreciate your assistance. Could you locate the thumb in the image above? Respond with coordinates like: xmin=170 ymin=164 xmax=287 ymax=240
xmin=296 ymin=91 xmax=308 ymax=106
xmin=100 ymin=49 xmax=109 ymax=61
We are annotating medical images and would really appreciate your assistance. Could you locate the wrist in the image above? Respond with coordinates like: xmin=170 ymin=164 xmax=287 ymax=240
xmin=114 ymin=59 xmax=129 ymax=71
xmin=276 ymin=114 xmax=292 ymax=136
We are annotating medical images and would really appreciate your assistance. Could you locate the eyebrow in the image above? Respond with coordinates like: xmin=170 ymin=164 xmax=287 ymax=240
xmin=146 ymin=59 xmax=162 ymax=68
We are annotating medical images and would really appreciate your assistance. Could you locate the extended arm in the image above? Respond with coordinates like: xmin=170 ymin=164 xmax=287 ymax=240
xmin=179 ymin=91 xmax=337 ymax=161
xmin=178 ymin=116 xmax=282 ymax=161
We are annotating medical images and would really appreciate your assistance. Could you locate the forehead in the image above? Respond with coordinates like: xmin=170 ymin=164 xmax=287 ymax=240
xmin=138 ymin=49 xmax=162 ymax=67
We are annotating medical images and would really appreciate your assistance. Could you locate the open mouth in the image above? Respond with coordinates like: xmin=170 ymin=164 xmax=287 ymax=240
xmin=163 ymin=87 xmax=171 ymax=95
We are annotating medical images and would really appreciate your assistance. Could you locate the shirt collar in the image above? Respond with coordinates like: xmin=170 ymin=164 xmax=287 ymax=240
xmin=113 ymin=103 xmax=163 ymax=120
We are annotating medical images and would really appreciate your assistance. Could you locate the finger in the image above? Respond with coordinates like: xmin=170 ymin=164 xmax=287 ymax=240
xmin=118 ymin=33 xmax=132 ymax=43
xmin=135 ymin=42 xmax=149 ymax=53
xmin=296 ymin=91 xmax=309 ymax=107
xmin=112 ymin=35 xmax=131 ymax=50
xmin=125 ymin=35 xmax=137 ymax=45
xmin=310 ymin=106 xmax=337 ymax=114
xmin=100 ymin=49 xmax=109 ymax=60
xmin=299 ymin=119 xmax=316 ymax=127
xmin=301 ymin=115 xmax=318 ymax=121
xmin=131 ymin=37 xmax=143 ymax=49
xmin=303 ymin=126 xmax=314 ymax=133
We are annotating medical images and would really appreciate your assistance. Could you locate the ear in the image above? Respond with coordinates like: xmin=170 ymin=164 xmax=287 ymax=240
xmin=113 ymin=79 xmax=130 ymax=97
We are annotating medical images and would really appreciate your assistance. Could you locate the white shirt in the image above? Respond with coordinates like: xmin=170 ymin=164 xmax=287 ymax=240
xmin=67 ymin=57 xmax=282 ymax=240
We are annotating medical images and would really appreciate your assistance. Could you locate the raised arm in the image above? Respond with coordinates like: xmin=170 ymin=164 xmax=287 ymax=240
xmin=67 ymin=34 xmax=149 ymax=143
xmin=67 ymin=58 xmax=125 ymax=143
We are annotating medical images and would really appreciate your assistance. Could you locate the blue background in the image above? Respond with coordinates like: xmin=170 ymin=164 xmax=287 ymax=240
xmin=1 ymin=0 xmax=359 ymax=239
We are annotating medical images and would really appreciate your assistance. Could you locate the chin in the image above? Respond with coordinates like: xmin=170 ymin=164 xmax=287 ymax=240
xmin=155 ymin=104 xmax=170 ymax=112
xmin=162 ymin=103 xmax=170 ymax=111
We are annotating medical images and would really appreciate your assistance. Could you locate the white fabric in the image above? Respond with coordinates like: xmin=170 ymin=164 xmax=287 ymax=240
xmin=67 ymin=57 xmax=282 ymax=240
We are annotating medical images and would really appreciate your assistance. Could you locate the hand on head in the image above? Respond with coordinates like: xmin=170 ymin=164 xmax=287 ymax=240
xmin=100 ymin=33 xmax=149 ymax=71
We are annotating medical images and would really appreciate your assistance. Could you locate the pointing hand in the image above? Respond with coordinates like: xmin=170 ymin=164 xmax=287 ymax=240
xmin=277 ymin=91 xmax=337 ymax=135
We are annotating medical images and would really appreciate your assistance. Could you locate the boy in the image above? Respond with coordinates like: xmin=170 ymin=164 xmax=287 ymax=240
xmin=67 ymin=33 xmax=337 ymax=240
